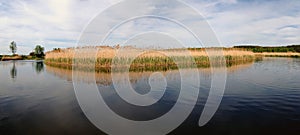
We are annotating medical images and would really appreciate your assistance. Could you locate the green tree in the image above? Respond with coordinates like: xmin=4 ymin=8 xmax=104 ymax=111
xmin=9 ymin=41 xmax=17 ymax=55
xmin=34 ymin=45 xmax=45 ymax=58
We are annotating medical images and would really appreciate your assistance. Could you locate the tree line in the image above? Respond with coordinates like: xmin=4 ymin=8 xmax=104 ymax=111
xmin=234 ymin=45 xmax=300 ymax=53
xmin=9 ymin=41 xmax=45 ymax=58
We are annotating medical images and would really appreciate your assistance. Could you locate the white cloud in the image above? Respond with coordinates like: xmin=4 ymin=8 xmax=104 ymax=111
xmin=0 ymin=0 xmax=300 ymax=55
xmin=185 ymin=0 xmax=300 ymax=46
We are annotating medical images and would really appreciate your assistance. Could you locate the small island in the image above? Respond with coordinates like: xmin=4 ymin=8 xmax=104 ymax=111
xmin=43 ymin=44 xmax=300 ymax=72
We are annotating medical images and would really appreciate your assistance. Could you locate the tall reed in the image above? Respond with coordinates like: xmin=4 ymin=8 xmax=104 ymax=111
xmin=45 ymin=47 xmax=255 ymax=72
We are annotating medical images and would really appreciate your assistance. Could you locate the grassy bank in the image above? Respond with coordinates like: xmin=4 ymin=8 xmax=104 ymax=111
xmin=1 ymin=55 xmax=23 ymax=61
xmin=45 ymin=47 xmax=255 ymax=72
xmin=254 ymin=52 xmax=300 ymax=58
xmin=0 ymin=55 xmax=44 ymax=61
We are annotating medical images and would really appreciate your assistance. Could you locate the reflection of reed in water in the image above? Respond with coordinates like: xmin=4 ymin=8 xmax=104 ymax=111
xmin=224 ymin=62 xmax=254 ymax=73
xmin=46 ymin=65 xmax=168 ymax=86
xmin=46 ymin=62 xmax=254 ymax=85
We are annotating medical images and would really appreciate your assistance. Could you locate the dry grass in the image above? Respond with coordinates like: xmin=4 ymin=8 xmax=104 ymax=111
xmin=45 ymin=47 xmax=255 ymax=72
xmin=255 ymin=52 xmax=300 ymax=57
xmin=45 ymin=47 xmax=254 ymax=59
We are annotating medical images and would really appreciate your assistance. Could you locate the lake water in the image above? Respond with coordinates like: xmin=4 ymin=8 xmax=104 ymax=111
xmin=0 ymin=57 xmax=300 ymax=135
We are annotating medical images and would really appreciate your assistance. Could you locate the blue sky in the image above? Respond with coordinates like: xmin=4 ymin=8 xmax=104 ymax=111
xmin=0 ymin=0 xmax=300 ymax=54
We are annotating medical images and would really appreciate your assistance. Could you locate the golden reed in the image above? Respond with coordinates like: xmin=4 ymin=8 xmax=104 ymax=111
xmin=45 ymin=46 xmax=255 ymax=72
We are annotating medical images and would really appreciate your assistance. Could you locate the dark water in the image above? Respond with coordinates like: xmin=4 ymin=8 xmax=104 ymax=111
xmin=0 ymin=58 xmax=300 ymax=135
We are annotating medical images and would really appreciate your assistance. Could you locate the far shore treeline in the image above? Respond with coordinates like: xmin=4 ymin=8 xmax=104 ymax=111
xmin=0 ymin=41 xmax=45 ymax=61
xmin=233 ymin=45 xmax=300 ymax=53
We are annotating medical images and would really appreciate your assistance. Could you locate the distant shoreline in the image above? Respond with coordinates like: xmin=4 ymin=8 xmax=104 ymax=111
xmin=254 ymin=52 xmax=300 ymax=58
xmin=0 ymin=55 xmax=44 ymax=61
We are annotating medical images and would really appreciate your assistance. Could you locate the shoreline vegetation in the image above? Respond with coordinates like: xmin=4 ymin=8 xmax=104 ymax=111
xmin=234 ymin=45 xmax=300 ymax=58
xmin=254 ymin=52 xmax=300 ymax=57
xmin=3 ymin=44 xmax=299 ymax=72
xmin=1 ymin=41 xmax=45 ymax=61
xmin=45 ymin=46 xmax=255 ymax=72
xmin=0 ymin=55 xmax=44 ymax=61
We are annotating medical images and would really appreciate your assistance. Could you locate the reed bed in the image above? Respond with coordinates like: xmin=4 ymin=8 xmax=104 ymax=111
xmin=45 ymin=47 xmax=255 ymax=72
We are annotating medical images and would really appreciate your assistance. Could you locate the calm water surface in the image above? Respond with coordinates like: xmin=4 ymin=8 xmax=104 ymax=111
xmin=0 ymin=57 xmax=300 ymax=135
